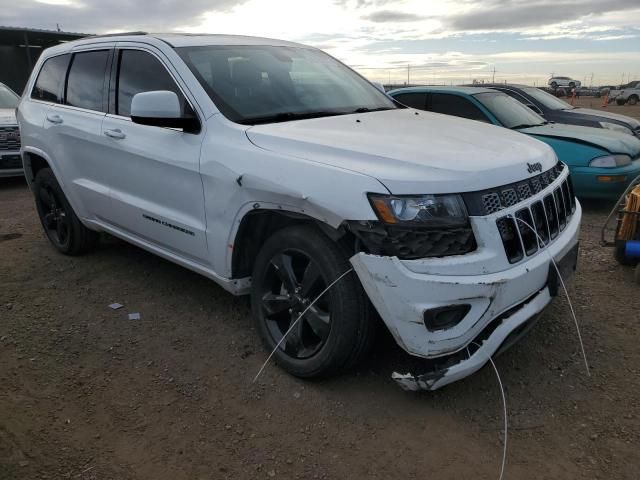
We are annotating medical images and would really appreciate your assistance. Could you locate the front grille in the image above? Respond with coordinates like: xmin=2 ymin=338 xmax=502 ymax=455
xmin=0 ymin=154 xmax=22 ymax=170
xmin=496 ymin=175 xmax=576 ymax=263
xmin=0 ymin=126 xmax=21 ymax=151
xmin=465 ymin=163 xmax=566 ymax=216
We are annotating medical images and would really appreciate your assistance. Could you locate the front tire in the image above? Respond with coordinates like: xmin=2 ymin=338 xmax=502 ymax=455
xmin=251 ymin=225 xmax=374 ymax=378
xmin=550 ymin=81 xmax=558 ymax=89
xmin=33 ymin=168 xmax=98 ymax=255
xmin=628 ymin=95 xmax=638 ymax=106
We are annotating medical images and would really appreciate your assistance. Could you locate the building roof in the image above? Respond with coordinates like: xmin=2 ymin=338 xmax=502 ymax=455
xmin=0 ymin=26 xmax=89 ymax=46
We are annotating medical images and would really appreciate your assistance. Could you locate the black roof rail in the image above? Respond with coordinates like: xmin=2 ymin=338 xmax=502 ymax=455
xmin=89 ymin=31 xmax=148 ymax=38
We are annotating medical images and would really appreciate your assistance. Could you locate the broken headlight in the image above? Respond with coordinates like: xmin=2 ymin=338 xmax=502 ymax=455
xmin=368 ymin=193 xmax=469 ymax=227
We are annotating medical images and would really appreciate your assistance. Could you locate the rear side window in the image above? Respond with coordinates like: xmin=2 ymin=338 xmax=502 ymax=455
xmin=393 ymin=93 xmax=426 ymax=109
xmin=429 ymin=93 xmax=489 ymax=122
xmin=65 ymin=50 xmax=110 ymax=112
xmin=116 ymin=50 xmax=187 ymax=117
xmin=31 ymin=54 xmax=70 ymax=103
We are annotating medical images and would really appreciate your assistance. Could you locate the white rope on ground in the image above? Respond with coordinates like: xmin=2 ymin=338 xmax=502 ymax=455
xmin=252 ymin=268 xmax=354 ymax=383
xmin=511 ymin=215 xmax=590 ymax=376
xmin=470 ymin=341 xmax=508 ymax=480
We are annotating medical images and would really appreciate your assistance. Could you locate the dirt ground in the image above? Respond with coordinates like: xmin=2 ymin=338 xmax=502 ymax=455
xmin=2 ymin=101 xmax=640 ymax=480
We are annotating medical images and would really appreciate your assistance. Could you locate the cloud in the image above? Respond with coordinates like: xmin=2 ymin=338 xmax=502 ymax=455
xmin=447 ymin=0 xmax=640 ymax=31
xmin=333 ymin=0 xmax=398 ymax=7
xmin=362 ymin=9 xmax=425 ymax=23
xmin=0 ymin=0 xmax=247 ymax=33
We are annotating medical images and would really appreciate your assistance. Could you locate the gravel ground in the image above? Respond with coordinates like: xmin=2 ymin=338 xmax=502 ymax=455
xmin=1 ymin=100 xmax=640 ymax=480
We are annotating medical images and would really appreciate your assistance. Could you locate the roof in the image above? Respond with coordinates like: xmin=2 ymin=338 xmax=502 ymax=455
xmin=48 ymin=32 xmax=310 ymax=50
xmin=388 ymin=85 xmax=496 ymax=96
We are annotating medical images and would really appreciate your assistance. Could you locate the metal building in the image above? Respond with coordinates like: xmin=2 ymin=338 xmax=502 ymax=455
xmin=0 ymin=26 xmax=88 ymax=94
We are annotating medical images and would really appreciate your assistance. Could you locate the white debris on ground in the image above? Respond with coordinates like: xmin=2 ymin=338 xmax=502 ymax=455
xmin=128 ymin=313 xmax=141 ymax=320
xmin=108 ymin=303 xmax=124 ymax=310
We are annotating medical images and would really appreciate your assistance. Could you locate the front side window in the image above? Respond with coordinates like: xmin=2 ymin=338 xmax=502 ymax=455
xmin=65 ymin=50 xmax=110 ymax=112
xmin=473 ymin=92 xmax=546 ymax=129
xmin=0 ymin=85 xmax=20 ymax=108
xmin=428 ymin=93 xmax=489 ymax=122
xmin=116 ymin=50 xmax=188 ymax=118
xmin=393 ymin=92 xmax=426 ymax=109
xmin=177 ymin=45 xmax=397 ymax=124
xmin=522 ymin=87 xmax=573 ymax=111
xmin=31 ymin=54 xmax=70 ymax=103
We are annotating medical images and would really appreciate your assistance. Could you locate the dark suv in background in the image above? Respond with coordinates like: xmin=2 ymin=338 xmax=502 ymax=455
xmin=476 ymin=83 xmax=640 ymax=138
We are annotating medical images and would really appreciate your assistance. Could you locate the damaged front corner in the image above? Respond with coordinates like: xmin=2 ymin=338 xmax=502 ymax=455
xmin=391 ymin=370 xmax=447 ymax=392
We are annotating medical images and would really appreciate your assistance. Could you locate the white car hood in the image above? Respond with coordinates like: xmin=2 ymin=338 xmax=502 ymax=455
xmin=246 ymin=109 xmax=557 ymax=194
xmin=0 ymin=108 xmax=17 ymax=126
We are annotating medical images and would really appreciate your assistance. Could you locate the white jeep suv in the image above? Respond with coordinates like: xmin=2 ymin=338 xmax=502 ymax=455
xmin=17 ymin=33 xmax=581 ymax=390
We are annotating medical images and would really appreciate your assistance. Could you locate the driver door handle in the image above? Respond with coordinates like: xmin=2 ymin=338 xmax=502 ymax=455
xmin=46 ymin=114 xmax=63 ymax=124
xmin=104 ymin=128 xmax=126 ymax=140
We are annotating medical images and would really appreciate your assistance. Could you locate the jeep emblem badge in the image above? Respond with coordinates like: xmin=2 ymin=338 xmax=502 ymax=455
xmin=527 ymin=162 xmax=542 ymax=174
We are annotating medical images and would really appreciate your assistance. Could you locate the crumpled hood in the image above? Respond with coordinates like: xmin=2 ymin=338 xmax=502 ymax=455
xmin=246 ymin=109 xmax=557 ymax=194
xmin=522 ymin=122 xmax=640 ymax=156
xmin=570 ymin=107 xmax=640 ymax=129
xmin=0 ymin=108 xmax=17 ymax=126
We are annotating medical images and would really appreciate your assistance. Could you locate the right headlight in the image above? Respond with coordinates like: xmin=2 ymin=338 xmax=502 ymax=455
xmin=368 ymin=193 xmax=469 ymax=227
xmin=589 ymin=154 xmax=632 ymax=168
xmin=600 ymin=122 xmax=634 ymax=136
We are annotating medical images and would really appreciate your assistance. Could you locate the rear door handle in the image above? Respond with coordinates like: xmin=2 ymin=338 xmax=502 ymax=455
xmin=46 ymin=114 xmax=63 ymax=124
xmin=104 ymin=128 xmax=126 ymax=140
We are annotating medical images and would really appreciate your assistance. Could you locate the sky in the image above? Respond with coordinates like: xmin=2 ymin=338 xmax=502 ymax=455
xmin=1 ymin=0 xmax=639 ymax=86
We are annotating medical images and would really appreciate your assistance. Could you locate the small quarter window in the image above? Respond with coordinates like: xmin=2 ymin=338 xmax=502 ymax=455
xmin=31 ymin=54 xmax=70 ymax=103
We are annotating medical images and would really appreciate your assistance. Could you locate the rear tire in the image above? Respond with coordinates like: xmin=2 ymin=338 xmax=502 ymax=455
xmin=33 ymin=168 xmax=98 ymax=255
xmin=616 ymin=98 xmax=627 ymax=106
xmin=251 ymin=224 xmax=374 ymax=378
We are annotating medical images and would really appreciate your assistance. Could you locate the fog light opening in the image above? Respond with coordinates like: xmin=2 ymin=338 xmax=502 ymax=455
xmin=423 ymin=304 xmax=471 ymax=331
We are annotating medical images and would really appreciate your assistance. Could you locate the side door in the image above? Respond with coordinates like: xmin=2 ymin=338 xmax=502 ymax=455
xmin=41 ymin=46 xmax=115 ymax=220
xmin=426 ymin=93 xmax=492 ymax=123
xmin=101 ymin=46 xmax=209 ymax=265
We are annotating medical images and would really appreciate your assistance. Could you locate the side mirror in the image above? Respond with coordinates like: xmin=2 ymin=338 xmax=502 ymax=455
xmin=131 ymin=90 xmax=199 ymax=132
xmin=371 ymin=82 xmax=386 ymax=94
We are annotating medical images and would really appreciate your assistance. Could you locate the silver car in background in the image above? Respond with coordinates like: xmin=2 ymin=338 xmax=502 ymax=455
xmin=0 ymin=83 xmax=22 ymax=178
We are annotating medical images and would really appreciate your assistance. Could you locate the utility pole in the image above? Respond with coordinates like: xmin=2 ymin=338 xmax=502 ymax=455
xmin=491 ymin=65 xmax=496 ymax=83
xmin=590 ymin=73 xmax=593 ymax=87
xmin=407 ymin=64 xmax=410 ymax=85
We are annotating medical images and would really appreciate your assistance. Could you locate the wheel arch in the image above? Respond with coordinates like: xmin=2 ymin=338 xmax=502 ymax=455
xmin=22 ymin=147 xmax=57 ymax=186
xmin=230 ymin=207 xmax=355 ymax=279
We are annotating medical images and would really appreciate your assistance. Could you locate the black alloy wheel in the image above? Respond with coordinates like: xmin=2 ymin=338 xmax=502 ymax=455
xmin=33 ymin=168 xmax=98 ymax=255
xmin=251 ymin=225 xmax=376 ymax=378
xmin=260 ymin=249 xmax=331 ymax=359
xmin=36 ymin=181 xmax=71 ymax=249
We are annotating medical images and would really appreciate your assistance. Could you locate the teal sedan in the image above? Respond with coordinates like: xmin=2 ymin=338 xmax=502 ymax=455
xmin=388 ymin=86 xmax=640 ymax=199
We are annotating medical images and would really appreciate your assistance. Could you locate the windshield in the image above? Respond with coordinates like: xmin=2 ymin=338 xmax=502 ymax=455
xmin=177 ymin=45 xmax=397 ymax=124
xmin=474 ymin=92 xmax=546 ymax=129
xmin=522 ymin=87 xmax=573 ymax=110
xmin=0 ymin=85 xmax=19 ymax=109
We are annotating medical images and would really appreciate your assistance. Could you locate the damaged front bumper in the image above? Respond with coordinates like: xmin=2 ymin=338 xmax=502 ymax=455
xmin=350 ymin=201 xmax=581 ymax=391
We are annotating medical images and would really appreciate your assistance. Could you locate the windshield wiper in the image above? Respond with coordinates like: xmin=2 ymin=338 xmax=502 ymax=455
xmin=510 ymin=123 xmax=541 ymax=129
xmin=351 ymin=107 xmax=394 ymax=113
xmin=241 ymin=111 xmax=347 ymax=125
